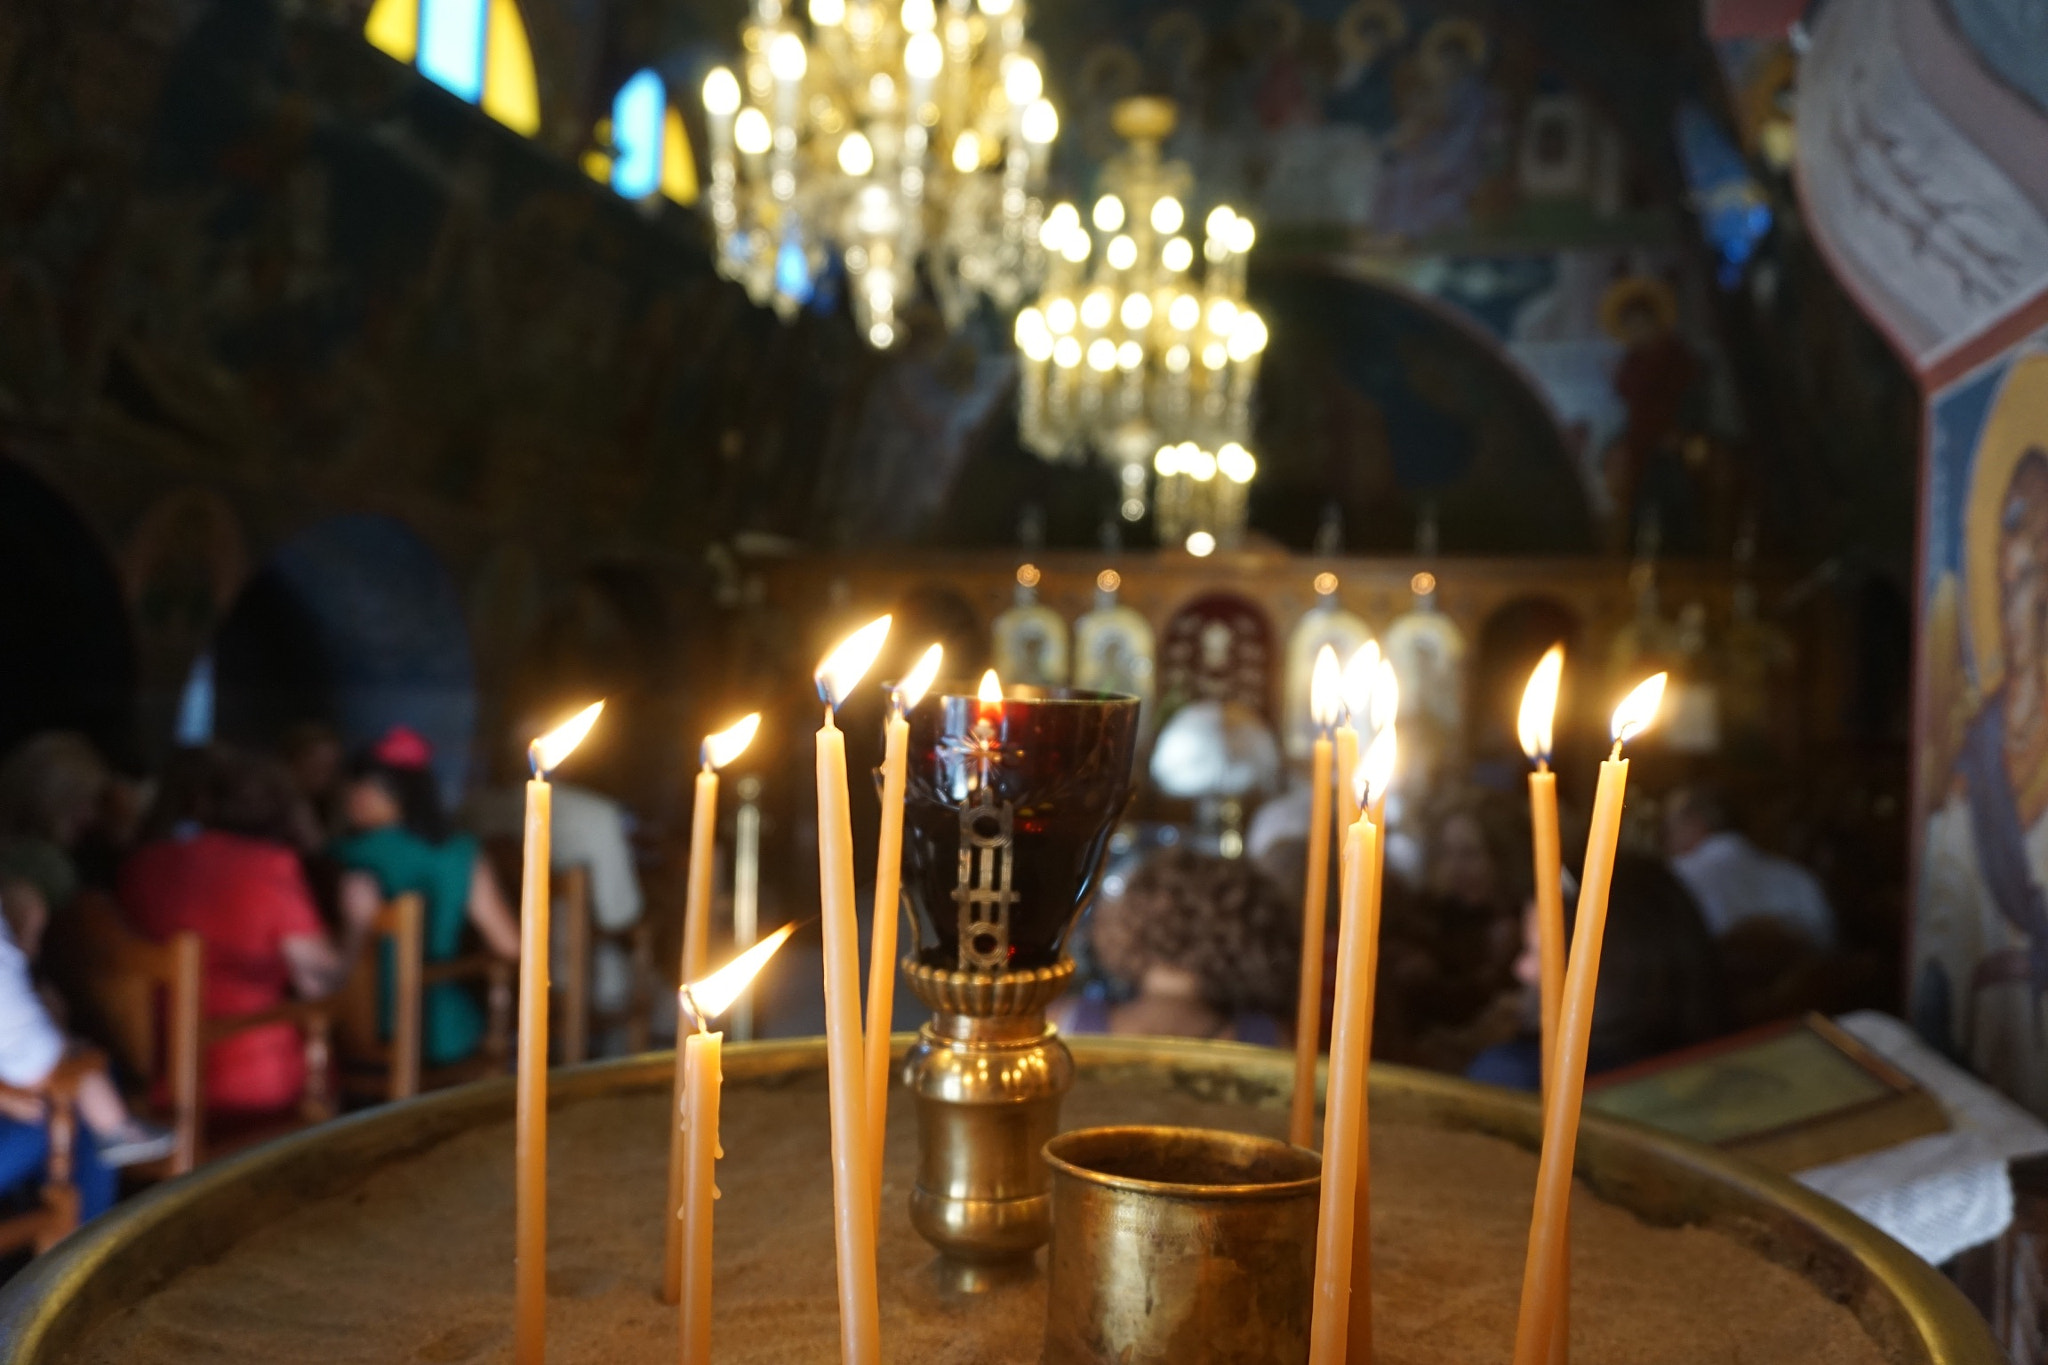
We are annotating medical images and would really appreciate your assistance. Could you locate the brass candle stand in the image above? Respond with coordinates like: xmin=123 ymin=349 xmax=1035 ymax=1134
xmin=902 ymin=958 xmax=1076 ymax=1262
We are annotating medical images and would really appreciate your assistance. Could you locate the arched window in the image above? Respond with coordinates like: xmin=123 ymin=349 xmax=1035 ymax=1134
xmin=364 ymin=0 xmax=541 ymax=138
xmin=598 ymin=69 xmax=699 ymax=205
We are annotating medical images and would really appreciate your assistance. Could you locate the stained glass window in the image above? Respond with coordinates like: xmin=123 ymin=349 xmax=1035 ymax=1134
xmin=364 ymin=0 xmax=539 ymax=137
xmin=604 ymin=70 xmax=700 ymax=205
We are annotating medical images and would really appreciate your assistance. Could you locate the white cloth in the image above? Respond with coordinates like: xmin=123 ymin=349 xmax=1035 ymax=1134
xmin=0 ymin=916 xmax=62 ymax=1090
xmin=467 ymin=783 xmax=644 ymax=1014
xmin=1672 ymin=831 xmax=1837 ymax=948
xmin=1795 ymin=1011 xmax=2048 ymax=1265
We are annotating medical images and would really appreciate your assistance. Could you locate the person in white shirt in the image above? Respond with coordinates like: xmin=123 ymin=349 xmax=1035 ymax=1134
xmin=466 ymin=726 xmax=646 ymax=1031
xmin=1665 ymin=785 xmax=1837 ymax=950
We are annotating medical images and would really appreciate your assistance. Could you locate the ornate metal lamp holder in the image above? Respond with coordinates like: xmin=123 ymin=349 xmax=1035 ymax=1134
xmin=898 ymin=685 xmax=1139 ymax=1262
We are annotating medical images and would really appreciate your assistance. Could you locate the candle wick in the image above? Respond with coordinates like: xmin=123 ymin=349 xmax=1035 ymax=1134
xmin=1609 ymin=740 xmax=1623 ymax=762
xmin=527 ymin=741 xmax=545 ymax=779
xmin=1535 ymin=757 xmax=1549 ymax=775
xmin=680 ymin=986 xmax=712 ymax=1035
xmin=823 ymin=705 xmax=838 ymax=730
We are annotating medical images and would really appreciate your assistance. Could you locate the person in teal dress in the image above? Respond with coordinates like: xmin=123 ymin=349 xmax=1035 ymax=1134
xmin=333 ymin=728 xmax=521 ymax=1067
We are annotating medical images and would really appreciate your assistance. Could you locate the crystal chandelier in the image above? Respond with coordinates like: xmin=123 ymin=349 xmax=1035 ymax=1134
xmin=1012 ymin=97 xmax=1268 ymax=549
xmin=699 ymin=0 xmax=1059 ymax=349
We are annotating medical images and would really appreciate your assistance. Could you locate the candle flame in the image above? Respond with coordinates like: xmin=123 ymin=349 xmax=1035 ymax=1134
xmin=683 ymin=921 xmax=799 ymax=1023
xmin=1369 ymin=658 xmax=1400 ymax=736
xmin=897 ymin=644 xmax=944 ymax=712
xmin=1353 ymin=723 xmax=1398 ymax=809
xmin=978 ymin=669 xmax=1004 ymax=704
xmin=529 ymin=701 xmax=604 ymax=776
xmin=1310 ymin=645 xmax=1343 ymax=729
xmin=1340 ymin=641 xmax=1379 ymax=722
xmin=815 ymin=616 xmax=892 ymax=710
xmin=702 ymin=713 xmax=761 ymax=770
xmin=1518 ymin=645 xmax=1565 ymax=763
xmin=1610 ymin=672 xmax=1668 ymax=746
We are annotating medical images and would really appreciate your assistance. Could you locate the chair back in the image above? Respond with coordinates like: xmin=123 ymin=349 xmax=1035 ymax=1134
xmin=335 ymin=893 xmax=425 ymax=1100
xmin=71 ymin=893 xmax=201 ymax=1174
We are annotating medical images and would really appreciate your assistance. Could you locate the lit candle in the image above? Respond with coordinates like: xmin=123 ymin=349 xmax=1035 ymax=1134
xmin=515 ymin=702 xmax=604 ymax=1365
xmin=1517 ymin=645 xmax=1566 ymax=1365
xmin=865 ymin=643 xmax=942 ymax=1223
xmin=1366 ymin=657 xmax=1398 ymax=826
xmin=815 ymin=616 xmax=890 ymax=1365
xmin=1308 ymin=725 xmax=1396 ymax=1365
xmin=676 ymin=923 xmax=799 ymax=1365
xmin=666 ymin=712 xmax=760 ymax=1304
xmin=1348 ymin=668 xmax=1397 ymax=1365
xmin=1290 ymin=645 xmax=1342 ymax=1148
xmin=1335 ymin=643 xmax=1377 ymax=833
xmin=1517 ymin=647 xmax=1566 ymax=1105
xmin=1510 ymin=673 xmax=1667 ymax=1365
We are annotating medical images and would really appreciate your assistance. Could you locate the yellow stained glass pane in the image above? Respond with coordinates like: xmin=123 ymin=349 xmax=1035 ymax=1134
xmin=583 ymin=149 xmax=614 ymax=182
xmin=481 ymin=0 xmax=541 ymax=136
xmin=661 ymin=106 xmax=700 ymax=204
xmin=365 ymin=0 xmax=419 ymax=63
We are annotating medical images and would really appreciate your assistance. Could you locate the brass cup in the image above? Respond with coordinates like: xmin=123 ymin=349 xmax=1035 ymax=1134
xmin=1042 ymin=1126 xmax=1321 ymax=1365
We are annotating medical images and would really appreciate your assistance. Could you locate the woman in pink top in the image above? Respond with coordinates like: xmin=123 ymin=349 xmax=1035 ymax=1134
xmin=119 ymin=748 xmax=372 ymax=1114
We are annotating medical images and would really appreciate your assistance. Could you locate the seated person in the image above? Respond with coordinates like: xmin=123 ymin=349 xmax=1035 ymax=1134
xmin=465 ymin=713 xmax=644 ymax=1023
xmin=1053 ymin=847 xmax=1297 ymax=1044
xmin=1665 ymin=783 xmax=1836 ymax=949
xmin=334 ymin=729 xmax=520 ymax=1067
xmin=120 ymin=748 xmax=374 ymax=1114
xmin=0 ymin=731 xmax=112 ymax=919
xmin=0 ymin=882 xmax=170 ymax=1222
xmin=1467 ymin=852 xmax=1726 ymax=1091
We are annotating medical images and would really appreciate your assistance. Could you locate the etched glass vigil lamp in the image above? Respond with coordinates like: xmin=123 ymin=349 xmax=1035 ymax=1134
xmin=898 ymin=677 xmax=1139 ymax=1262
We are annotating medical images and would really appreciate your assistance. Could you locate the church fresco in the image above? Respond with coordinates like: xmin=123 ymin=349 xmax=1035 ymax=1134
xmin=1912 ymin=340 xmax=2048 ymax=1114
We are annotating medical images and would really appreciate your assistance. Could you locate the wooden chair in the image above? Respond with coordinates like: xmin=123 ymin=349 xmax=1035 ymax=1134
xmin=335 ymin=894 xmax=514 ymax=1102
xmin=555 ymin=865 xmax=656 ymax=1063
xmin=0 ymin=1049 xmax=103 ymax=1254
xmin=75 ymin=894 xmax=336 ymax=1178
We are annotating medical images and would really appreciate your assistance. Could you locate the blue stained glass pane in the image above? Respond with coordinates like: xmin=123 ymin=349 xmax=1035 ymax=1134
xmin=419 ymin=0 xmax=486 ymax=103
xmin=775 ymin=235 xmax=813 ymax=304
xmin=612 ymin=70 xmax=665 ymax=200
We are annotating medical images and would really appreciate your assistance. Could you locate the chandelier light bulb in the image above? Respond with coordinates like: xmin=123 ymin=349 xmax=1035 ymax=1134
xmin=980 ymin=0 xmax=1014 ymax=15
xmin=1186 ymin=531 xmax=1217 ymax=557
xmin=1164 ymin=343 xmax=1191 ymax=373
xmin=1080 ymin=289 xmax=1113 ymax=329
xmin=810 ymin=0 xmax=845 ymax=21
xmin=1168 ymin=293 xmax=1200 ymax=331
xmin=1106 ymin=234 xmax=1138 ymax=270
xmin=1161 ymin=236 xmax=1193 ymax=272
xmin=703 ymin=66 xmax=742 ymax=116
xmin=1022 ymin=98 xmax=1059 ymax=145
xmin=838 ymin=131 xmax=875 ymax=175
xmin=952 ymin=129 xmax=981 ymax=173
xmin=1003 ymin=55 xmax=1042 ymax=106
xmin=869 ymin=321 xmax=895 ymax=347
xmin=1087 ymin=338 xmax=1117 ymax=372
xmin=1227 ymin=312 xmax=1269 ymax=361
xmin=1119 ymin=293 xmax=1152 ymax=329
xmin=1150 ymin=197 xmax=1184 ymax=234
xmin=1061 ymin=230 xmax=1090 ymax=263
xmin=900 ymin=0 xmax=937 ymax=32
xmin=1229 ymin=215 xmax=1257 ymax=254
xmin=1053 ymin=336 xmax=1083 ymax=368
xmin=904 ymin=30 xmax=943 ymax=78
xmin=1207 ymin=297 xmax=1239 ymax=335
xmin=1116 ymin=340 xmax=1144 ymax=369
xmin=1201 ymin=341 xmax=1228 ymax=370
xmin=1205 ymin=204 xmax=1237 ymax=241
xmin=1217 ymin=443 xmax=1257 ymax=483
xmin=1045 ymin=297 xmax=1077 ymax=333
xmin=1154 ymin=444 xmax=1180 ymax=476
xmin=734 ymin=106 xmax=773 ymax=154
xmin=1092 ymin=195 xmax=1125 ymax=232
xmin=1185 ymin=447 xmax=1218 ymax=481
xmin=768 ymin=32 xmax=808 ymax=81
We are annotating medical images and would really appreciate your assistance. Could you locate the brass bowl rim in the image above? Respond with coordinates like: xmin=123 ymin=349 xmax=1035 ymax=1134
xmin=1044 ymin=1123 xmax=1320 ymax=1201
xmin=0 ymin=1034 xmax=2002 ymax=1365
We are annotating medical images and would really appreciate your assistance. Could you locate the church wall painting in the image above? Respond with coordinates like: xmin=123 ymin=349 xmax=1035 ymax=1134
xmin=1910 ymin=332 xmax=2048 ymax=1115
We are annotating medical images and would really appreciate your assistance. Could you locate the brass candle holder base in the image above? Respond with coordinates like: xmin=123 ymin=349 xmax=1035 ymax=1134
xmin=901 ymin=958 xmax=1076 ymax=1263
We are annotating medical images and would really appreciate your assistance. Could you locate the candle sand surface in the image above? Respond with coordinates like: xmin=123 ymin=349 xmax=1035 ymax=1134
xmin=73 ymin=1062 xmax=1886 ymax=1365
